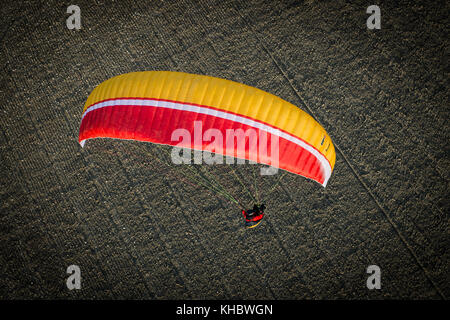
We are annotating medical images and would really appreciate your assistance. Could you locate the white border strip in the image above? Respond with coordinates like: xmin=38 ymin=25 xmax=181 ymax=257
xmin=80 ymin=98 xmax=332 ymax=186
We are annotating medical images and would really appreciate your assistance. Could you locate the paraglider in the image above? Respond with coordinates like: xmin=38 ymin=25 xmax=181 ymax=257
xmin=242 ymin=204 xmax=266 ymax=229
xmin=79 ymin=71 xmax=336 ymax=228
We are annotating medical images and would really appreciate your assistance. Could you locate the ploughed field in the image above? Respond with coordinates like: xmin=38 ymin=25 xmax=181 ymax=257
xmin=0 ymin=0 xmax=447 ymax=298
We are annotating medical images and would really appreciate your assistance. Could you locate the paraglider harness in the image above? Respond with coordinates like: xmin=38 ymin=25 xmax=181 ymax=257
xmin=242 ymin=204 xmax=266 ymax=228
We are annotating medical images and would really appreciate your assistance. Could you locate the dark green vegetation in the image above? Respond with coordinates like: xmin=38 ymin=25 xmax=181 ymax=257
xmin=0 ymin=0 xmax=448 ymax=299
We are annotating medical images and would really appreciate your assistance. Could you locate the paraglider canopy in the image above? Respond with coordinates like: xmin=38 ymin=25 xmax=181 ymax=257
xmin=79 ymin=71 xmax=335 ymax=187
